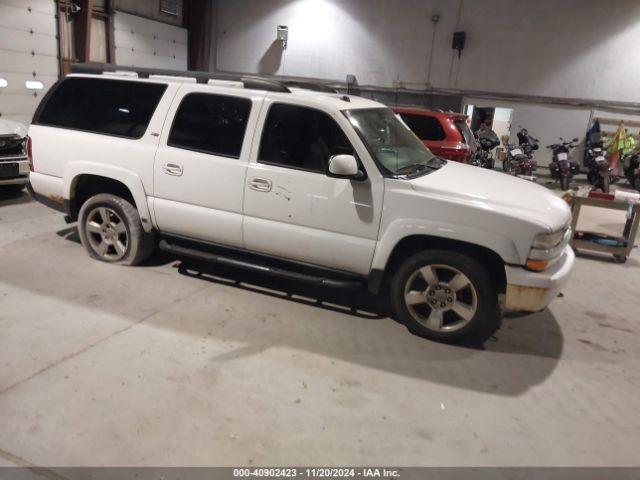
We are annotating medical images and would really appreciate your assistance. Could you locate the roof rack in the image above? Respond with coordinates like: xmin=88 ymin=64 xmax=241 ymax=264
xmin=283 ymin=80 xmax=338 ymax=93
xmin=69 ymin=63 xmax=291 ymax=93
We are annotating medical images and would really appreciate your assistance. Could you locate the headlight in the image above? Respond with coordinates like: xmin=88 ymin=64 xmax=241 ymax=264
xmin=527 ymin=227 xmax=570 ymax=270
xmin=532 ymin=230 xmax=566 ymax=250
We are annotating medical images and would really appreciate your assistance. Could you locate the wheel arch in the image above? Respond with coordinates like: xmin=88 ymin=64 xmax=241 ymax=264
xmin=63 ymin=163 xmax=153 ymax=232
xmin=369 ymin=234 xmax=508 ymax=295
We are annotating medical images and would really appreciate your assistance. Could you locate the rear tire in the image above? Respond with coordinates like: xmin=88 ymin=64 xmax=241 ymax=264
xmin=78 ymin=193 xmax=155 ymax=266
xmin=390 ymin=250 xmax=500 ymax=344
xmin=502 ymin=159 xmax=511 ymax=173
xmin=560 ymin=175 xmax=570 ymax=191
xmin=602 ymin=173 xmax=610 ymax=194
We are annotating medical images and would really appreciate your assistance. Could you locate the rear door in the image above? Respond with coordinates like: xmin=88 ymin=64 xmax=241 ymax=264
xmin=242 ymin=99 xmax=384 ymax=275
xmin=152 ymin=85 xmax=263 ymax=247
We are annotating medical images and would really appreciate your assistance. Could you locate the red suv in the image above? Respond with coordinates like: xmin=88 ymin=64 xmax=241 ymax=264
xmin=393 ymin=107 xmax=476 ymax=164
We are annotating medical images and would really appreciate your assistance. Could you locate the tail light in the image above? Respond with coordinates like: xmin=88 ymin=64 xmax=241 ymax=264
xmin=26 ymin=135 xmax=33 ymax=171
xmin=439 ymin=146 xmax=472 ymax=164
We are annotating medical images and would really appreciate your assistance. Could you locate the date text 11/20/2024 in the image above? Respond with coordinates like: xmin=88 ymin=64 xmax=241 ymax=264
xmin=233 ymin=468 xmax=401 ymax=478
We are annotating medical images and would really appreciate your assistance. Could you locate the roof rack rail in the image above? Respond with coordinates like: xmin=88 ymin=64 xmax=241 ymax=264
xmin=284 ymin=80 xmax=338 ymax=93
xmin=69 ymin=63 xmax=291 ymax=93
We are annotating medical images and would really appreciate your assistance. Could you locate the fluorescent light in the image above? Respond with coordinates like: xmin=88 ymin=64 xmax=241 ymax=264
xmin=25 ymin=80 xmax=44 ymax=90
xmin=0 ymin=78 xmax=7 ymax=88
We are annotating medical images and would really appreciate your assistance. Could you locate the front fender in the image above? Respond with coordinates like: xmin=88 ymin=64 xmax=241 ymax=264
xmin=370 ymin=217 xmax=522 ymax=273
xmin=63 ymin=162 xmax=153 ymax=233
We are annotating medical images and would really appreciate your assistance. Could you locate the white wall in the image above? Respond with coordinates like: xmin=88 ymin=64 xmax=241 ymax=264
xmin=214 ymin=0 xmax=640 ymax=104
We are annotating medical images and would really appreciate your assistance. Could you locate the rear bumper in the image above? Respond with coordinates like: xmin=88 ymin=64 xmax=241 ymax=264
xmin=503 ymin=246 xmax=575 ymax=312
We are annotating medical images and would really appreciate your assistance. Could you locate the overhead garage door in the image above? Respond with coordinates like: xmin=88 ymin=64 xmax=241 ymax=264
xmin=0 ymin=0 xmax=58 ymax=125
xmin=114 ymin=11 xmax=187 ymax=71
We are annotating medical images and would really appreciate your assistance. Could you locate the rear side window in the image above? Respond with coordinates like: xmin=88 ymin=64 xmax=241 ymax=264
xmin=259 ymin=103 xmax=353 ymax=173
xmin=168 ymin=93 xmax=252 ymax=158
xmin=35 ymin=77 xmax=167 ymax=139
xmin=399 ymin=113 xmax=446 ymax=141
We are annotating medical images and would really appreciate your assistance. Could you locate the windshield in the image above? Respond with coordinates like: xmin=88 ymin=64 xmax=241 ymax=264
xmin=344 ymin=108 xmax=442 ymax=176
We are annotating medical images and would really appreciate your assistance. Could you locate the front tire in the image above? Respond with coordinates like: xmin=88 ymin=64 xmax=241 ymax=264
xmin=78 ymin=193 xmax=155 ymax=265
xmin=390 ymin=250 xmax=499 ymax=344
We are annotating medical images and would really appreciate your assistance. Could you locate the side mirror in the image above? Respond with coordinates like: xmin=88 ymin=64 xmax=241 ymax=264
xmin=328 ymin=154 xmax=365 ymax=179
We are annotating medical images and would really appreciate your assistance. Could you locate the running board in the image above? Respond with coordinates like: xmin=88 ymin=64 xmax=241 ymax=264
xmin=159 ymin=239 xmax=363 ymax=290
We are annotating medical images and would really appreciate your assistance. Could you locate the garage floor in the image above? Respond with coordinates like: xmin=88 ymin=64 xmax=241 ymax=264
xmin=1 ymin=185 xmax=639 ymax=467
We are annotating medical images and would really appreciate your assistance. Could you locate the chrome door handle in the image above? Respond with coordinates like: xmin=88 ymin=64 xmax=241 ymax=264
xmin=163 ymin=162 xmax=183 ymax=176
xmin=248 ymin=177 xmax=272 ymax=192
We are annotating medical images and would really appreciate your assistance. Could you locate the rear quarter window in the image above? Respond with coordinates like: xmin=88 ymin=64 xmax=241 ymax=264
xmin=34 ymin=77 xmax=167 ymax=139
xmin=399 ymin=113 xmax=446 ymax=141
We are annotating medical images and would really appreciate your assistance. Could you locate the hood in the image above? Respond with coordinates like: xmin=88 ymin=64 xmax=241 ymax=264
xmin=0 ymin=118 xmax=28 ymax=138
xmin=409 ymin=161 xmax=571 ymax=232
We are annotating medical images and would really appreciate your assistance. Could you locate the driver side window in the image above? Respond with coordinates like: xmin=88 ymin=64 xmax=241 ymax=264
xmin=258 ymin=103 xmax=354 ymax=173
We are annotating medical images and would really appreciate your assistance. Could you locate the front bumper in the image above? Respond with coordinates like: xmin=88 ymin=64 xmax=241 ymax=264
xmin=0 ymin=158 xmax=29 ymax=186
xmin=503 ymin=245 xmax=575 ymax=312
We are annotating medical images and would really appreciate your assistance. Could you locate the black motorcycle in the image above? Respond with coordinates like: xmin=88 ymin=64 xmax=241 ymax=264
xmin=547 ymin=138 xmax=580 ymax=191
xmin=517 ymin=127 xmax=539 ymax=158
xmin=585 ymin=145 xmax=613 ymax=193
xmin=473 ymin=126 xmax=500 ymax=169
xmin=623 ymin=151 xmax=640 ymax=191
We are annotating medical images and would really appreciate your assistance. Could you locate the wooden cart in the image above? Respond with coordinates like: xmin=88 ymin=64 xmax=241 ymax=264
xmin=569 ymin=195 xmax=640 ymax=263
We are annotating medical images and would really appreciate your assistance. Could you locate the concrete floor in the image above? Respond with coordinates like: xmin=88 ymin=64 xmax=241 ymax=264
xmin=0 ymin=185 xmax=639 ymax=467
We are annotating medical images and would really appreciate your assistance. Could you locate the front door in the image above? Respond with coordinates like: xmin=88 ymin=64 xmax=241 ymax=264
xmin=152 ymin=86 xmax=263 ymax=247
xmin=242 ymin=100 xmax=384 ymax=276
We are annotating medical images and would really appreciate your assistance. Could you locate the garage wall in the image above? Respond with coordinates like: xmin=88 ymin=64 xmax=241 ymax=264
xmin=0 ymin=0 xmax=58 ymax=125
xmin=114 ymin=11 xmax=188 ymax=70
xmin=113 ymin=0 xmax=184 ymax=27
xmin=464 ymin=98 xmax=592 ymax=167
xmin=213 ymin=0 xmax=640 ymax=104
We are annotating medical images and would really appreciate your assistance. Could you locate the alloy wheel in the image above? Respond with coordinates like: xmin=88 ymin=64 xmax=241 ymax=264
xmin=403 ymin=264 xmax=478 ymax=332
xmin=85 ymin=206 xmax=128 ymax=261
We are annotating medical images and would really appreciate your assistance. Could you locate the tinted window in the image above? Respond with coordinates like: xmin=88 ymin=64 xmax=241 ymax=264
xmin=168 ymin=93 xmax=252 ymax=158
xmin=259 ymin=104 xmax=353 ymax=173
xmin=399 ymin=113 xmax=446 ymax=141
xmin=35 ymin=77 xmax=167 ymax=138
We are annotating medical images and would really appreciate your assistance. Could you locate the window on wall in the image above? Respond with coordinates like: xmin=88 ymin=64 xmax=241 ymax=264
xmin=168 ymin=93 xmax=252 ymax=158
xmin=398 ymin=113 xmax=446 ymax=141
xmin=259 ymin=104 xmax=354 ymax=173
xmin=35 ymin=77 xmax=167 ymax=138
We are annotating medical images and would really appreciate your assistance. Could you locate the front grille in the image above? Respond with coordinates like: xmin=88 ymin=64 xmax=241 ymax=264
xmin=0 ymin=135 xmax=26 ymax=160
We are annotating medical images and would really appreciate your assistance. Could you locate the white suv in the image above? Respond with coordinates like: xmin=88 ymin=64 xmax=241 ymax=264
xmin=27 ymin=65 xmax=574 ymax=343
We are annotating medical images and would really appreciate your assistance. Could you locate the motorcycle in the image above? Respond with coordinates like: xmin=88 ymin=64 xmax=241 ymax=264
xmin=502 ymin=136 xmax=536 ymax=176
xmin=585 ymin=144 xmax=613 ymax=193
xmin=517 ymin=127 xmax=539 ymax=158
xmin=622 ymin=151 xmax=640 ymax=191
xmin=547 ymin=138 xmax=580 ymax=191
xmin=473 ymin=126 xmax=500 ymax=169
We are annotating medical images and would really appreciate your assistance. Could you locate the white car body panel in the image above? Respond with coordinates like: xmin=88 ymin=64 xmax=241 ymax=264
xmin=242 ymin=94 xmax=385 ymax=275
xmin=151 ymin=84 xmax=266 ymax=246
xmin=0 ymin=118 xmax=28 ymax=138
